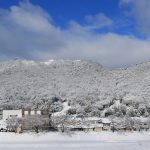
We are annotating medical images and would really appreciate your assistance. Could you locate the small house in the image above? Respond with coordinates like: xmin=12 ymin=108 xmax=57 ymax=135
xmin=94 ymin=124 xmax=103 ymax=131
xmin=101 ymin=118 xmax=111 ymax=130
xmin=82 ymin=125 xmax=95 ymax=132
xmin=57 ymin=118 xmax=83 ymax=132
xmin=83 ymin=117 xmax=111 ymax=131
xmin=117 ymin=124 xmax=132 ymax=131
xmin=82 ymin=124 xmax=103 ymax=132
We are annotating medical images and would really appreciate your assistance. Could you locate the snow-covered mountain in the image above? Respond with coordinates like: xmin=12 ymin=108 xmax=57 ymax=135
xmin=0 ymin=59 xmax=150 ymax=118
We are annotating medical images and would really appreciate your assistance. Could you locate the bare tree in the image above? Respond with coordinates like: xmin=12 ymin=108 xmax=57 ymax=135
xmin=132 ymin=118 xmax=142 ymax=131
xmin=51 ymin=115 xmax=70 ymax=132
xmin=6 ymin=117 xmax=22 ymax=132
xmin=23 ymin=115 xmax=49 ymax=133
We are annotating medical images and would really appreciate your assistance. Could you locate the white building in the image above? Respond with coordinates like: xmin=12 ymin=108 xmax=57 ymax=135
xmin=3 ymin=109 xmax=22 ymax=120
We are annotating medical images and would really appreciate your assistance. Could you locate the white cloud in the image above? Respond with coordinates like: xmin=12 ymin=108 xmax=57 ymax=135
xmin=0 ymin=1 xmax=150 ymax=67
xmin=68 ymin=13 xmax=113 ymax=33
xmin=61 ymin=33 xmax=150 ymax=67
xmin=84 ymin=13 xmax=113 ymax=30
xmin=0 ymin=1 xmax=64 ymax=58
xmin=120 ymin=0 xmax=150 ymax=37
xmin=9 ymin=3 xmax=51 ymax=32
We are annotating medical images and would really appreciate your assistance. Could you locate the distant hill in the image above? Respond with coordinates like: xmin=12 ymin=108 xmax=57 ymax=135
xmin=0 ymin=59 xmax=150 ymax=118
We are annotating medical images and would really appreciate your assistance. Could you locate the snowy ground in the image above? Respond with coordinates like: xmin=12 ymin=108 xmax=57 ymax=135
xmin=1 ymin=131 xmax=150 ymax=150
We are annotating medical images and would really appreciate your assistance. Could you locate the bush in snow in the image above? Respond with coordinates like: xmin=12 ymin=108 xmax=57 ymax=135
xmin=76 ymin=107 xmax=87 ymax=118
xmin=90 ymin=108 xmax=101 ymax=117
xmin=126 ymin=107 xmax=136 ymax=117
xmin=50 ymin=101 xmax=63 ymax=113
xmin=105 ymin=108 xmax=114 ymax=117
xmin=67 ymin=108 xmax=76 ymax=115
xmin=84 ymin=105 xmax=92 ymax=113
xmin=138 ymin=104 xmax=147 ymax=116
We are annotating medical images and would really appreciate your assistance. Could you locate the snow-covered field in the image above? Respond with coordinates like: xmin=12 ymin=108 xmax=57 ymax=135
xmin=1 ymin=131 xmax=150 ymax=150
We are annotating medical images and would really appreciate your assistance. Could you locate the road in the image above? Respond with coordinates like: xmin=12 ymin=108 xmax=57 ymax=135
xmin=0 ymin=140 xmax=150 ymax=150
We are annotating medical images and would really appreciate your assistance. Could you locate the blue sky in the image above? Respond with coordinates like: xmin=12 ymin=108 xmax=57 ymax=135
xmin=0 ymin=0 xmax=150 ymax=67
xmin=0 ymin=0 xmax=120 ymax=20
xmin=0 ymin=0 xmax=133 ymax=35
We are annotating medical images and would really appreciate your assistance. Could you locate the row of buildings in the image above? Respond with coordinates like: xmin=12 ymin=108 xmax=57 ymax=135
xmin=0 ymin=109 xmax=150 ymax=133
xmin=57 ymin=117 xmax=112 ymax=132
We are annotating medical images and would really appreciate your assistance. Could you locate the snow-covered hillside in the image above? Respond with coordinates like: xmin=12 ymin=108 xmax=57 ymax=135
xmin=0 ymin=59 xmax=150 ymax=118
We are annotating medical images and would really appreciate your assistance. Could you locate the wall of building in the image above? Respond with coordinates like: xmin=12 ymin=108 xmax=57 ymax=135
xmin=3 ymin=109 xmax=22 ymax=120
xmin=94 ymin=127 xmax=103 ymax=131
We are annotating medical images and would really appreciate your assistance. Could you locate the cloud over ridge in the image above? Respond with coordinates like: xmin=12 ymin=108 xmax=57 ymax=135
xmin=0 ymin=1 xmax=150 ymax=67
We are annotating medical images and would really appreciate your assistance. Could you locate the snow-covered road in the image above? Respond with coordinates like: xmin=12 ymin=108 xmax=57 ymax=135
xmin=1 ymin=140 xmax=150 ymax=150
xmin=1 ymin=132 xmax=150 ymax=150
